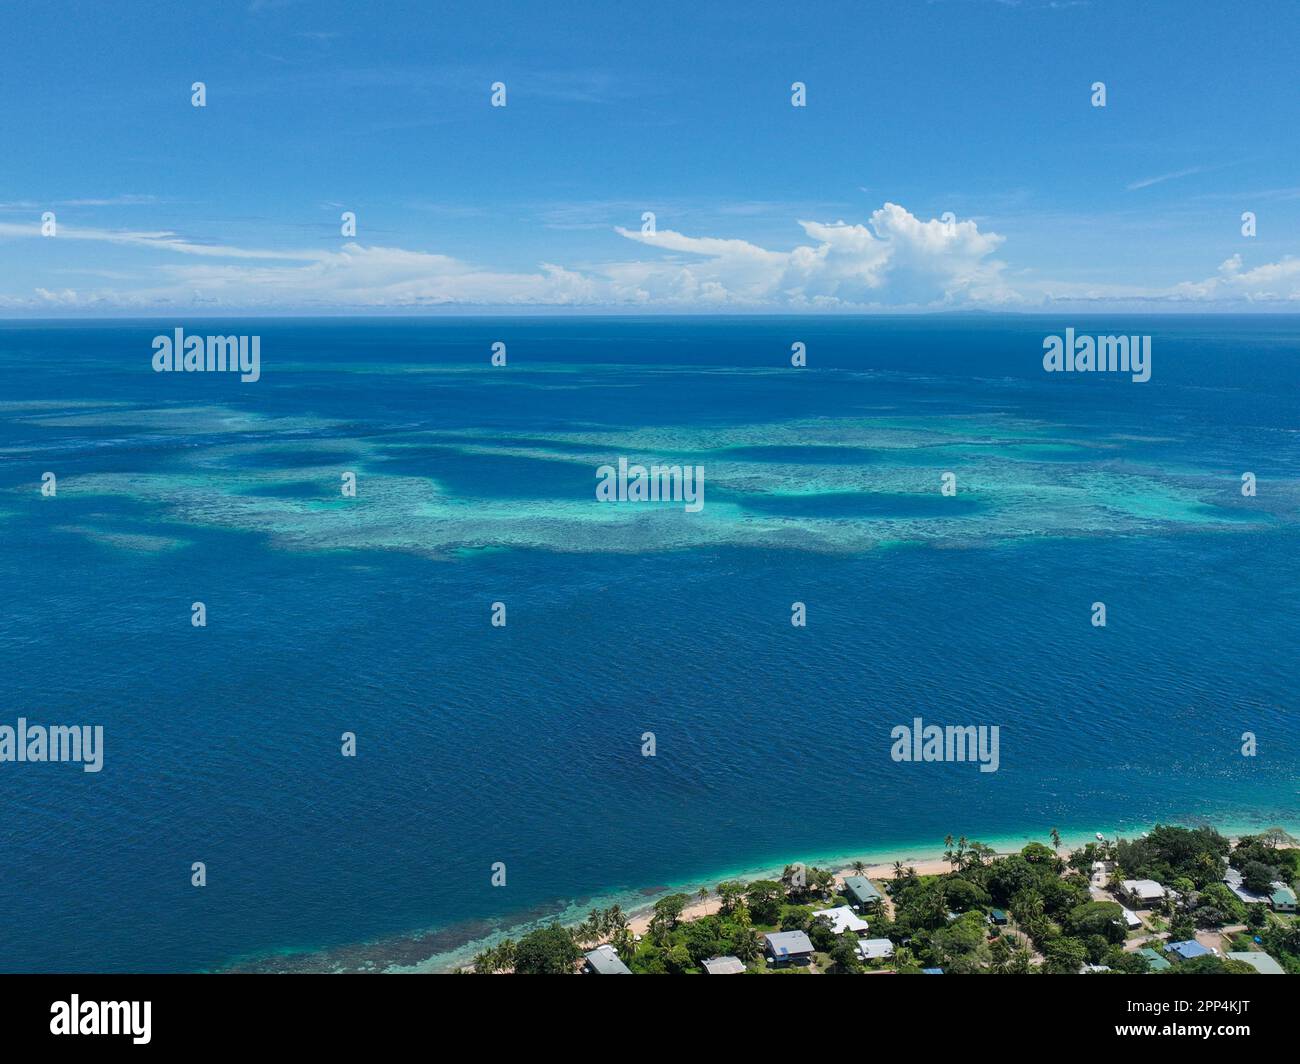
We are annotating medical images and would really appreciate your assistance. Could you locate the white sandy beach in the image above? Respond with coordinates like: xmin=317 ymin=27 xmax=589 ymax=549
xmin=626 ymin=853 xmax=989 ymax=935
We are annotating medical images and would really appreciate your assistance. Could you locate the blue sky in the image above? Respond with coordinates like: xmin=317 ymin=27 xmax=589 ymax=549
xmin=1 ymin=0 xmax=1298 ymax=313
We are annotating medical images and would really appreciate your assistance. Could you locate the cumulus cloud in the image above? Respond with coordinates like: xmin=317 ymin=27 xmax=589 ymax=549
xmin=1173 ymin=253 xmax=1300 ymax=303
xmin=613 ymin=203 xmax=1015 ymax=307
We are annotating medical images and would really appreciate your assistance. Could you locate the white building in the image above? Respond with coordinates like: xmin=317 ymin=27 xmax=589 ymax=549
xmin=1121 ymin=879 xmax=1166 ymax=905
xmin=856 ymin=938 xmax=895 ymax=961
xmin=812 ymin=905 xmax=869 ymax=935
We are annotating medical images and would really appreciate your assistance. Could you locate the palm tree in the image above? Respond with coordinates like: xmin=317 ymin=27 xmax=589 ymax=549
xmin=995 ymin=938 xmax=1032 ymax=975
xmin=944 ymin=834 xmax=955 ymax=851
xmin=697 ymin=886 xmax=710 ymax=905
xmin=1011 ymin=889 xmax=1044 ymax=924
xmin=852 ymin=860 xmax=866 ymax=876
xmin=716 ymin=881 xmax=743 ymax=915
xmin=733 ymin=926 xmax=760 ymax=962
xmin=1050 ymin=827 xmax=1062 ymax=851
xmin=610 ymin=926 xmax=635 ymax=963
xmin=892 ymin=860 xmax=905 ymax=881
xmin=924 ymin=888 xmax=948 ymax=929
xmin=731 ymin=904 xmax=760 ymax=962
xmin=472 ymin=939 xmax=516 ymax=974
xmin=648 ymin=913 xmax=671 ymax=948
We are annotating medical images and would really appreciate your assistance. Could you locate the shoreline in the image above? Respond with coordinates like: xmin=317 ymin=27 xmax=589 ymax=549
xmin=622 ymin=854 xmax=960 ymax=938
xmin=387 ymin=813 xmax=1300 ymax=973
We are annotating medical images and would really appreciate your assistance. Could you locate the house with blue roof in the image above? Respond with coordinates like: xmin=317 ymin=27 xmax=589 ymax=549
xmin=764 ymin=930 xmax=814 ymax=966
xmin=1166 ymin=939 xmax=1212 ymax=961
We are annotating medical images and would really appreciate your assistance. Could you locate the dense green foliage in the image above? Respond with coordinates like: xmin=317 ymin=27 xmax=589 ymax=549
xmin=511 ymin=924 xmax=584 ymax=974
xmin=1114 ymin=825 xmax=1230 ymax=889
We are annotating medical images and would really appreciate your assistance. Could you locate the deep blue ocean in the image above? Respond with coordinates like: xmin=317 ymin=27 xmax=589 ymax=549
xmin=1 ymin=315 xmax=1297 ymax=972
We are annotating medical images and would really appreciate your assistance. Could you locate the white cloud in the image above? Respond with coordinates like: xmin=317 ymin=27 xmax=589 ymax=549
xmin=612 ymin=202 xmax=1015 ymax=307
xmin=1126 ymin=166 xmax=1209 ymax=191
xmin=0 ymin=204 xmax=1015 ymax=310
xmin=0 ymin=221 xmax=317 ymax=260
xmin=154 ymin=244 xmax=612 ymax=306
xmin=2 ymin=204 xmax=1299 ymax=312
xmin=1172 ymin=253 xmax=1300 ymax=302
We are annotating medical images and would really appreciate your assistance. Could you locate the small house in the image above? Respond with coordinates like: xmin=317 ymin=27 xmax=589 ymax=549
xmin=1269 ymin=885 xmax=1297 ymax=912
xmin=812 ymin=905 xmax=869 ymax=936
xmin=1165 ymin=939 xmax=1211 ymax=961
xmin=764 ymin=930 xmax=815 ymax=966
xmin=584 ymin=944 xmax=632 ymax=975
xmin=1121 ymin=879 xmax=1167 ymax=906
xmin=842 ymin=875 xmax=883 ymax=909
xmin=1225 ymin=951 xmax=1284 ymax=975
xmin=856 ymin=938 xmax=894 ymax=961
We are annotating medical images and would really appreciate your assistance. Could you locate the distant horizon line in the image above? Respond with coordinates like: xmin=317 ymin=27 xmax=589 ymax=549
xmin=5 ymin=308 xmax=1300 ymax=324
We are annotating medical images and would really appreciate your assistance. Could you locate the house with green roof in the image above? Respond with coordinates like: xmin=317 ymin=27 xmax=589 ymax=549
xmin=1269 ymin=885 xmax=1297 ymax=912
xmin=842 ymin=875 xmax=883 ymax=909
xmin=1226 ymin=951 xmax=1285 ymax=975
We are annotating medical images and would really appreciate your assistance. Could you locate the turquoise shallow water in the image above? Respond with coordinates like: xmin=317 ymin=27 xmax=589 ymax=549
xmin=0 ymin=315 xmax=1296 ymax=972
